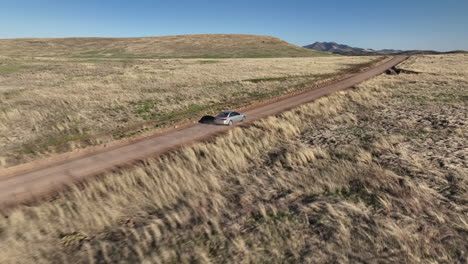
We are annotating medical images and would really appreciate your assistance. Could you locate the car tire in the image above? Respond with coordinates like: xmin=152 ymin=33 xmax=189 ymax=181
xmin=228 ymin=120 xmax=233 ymax=126
xmin=242 ymin=116 xmax=246 ymax=121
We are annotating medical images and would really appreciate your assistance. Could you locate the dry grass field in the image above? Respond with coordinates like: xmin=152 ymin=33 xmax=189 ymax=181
xmin=0 ymin=34 xmax=327 ymax=58
xmin=0 ymin=55 xmax=378 ymax=167
xmin=0 ymin=54 xmax=466 ymax=263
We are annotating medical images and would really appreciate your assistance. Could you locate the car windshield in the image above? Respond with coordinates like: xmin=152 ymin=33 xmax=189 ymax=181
xmin=217 ymin=112 xmax=230 ymax=117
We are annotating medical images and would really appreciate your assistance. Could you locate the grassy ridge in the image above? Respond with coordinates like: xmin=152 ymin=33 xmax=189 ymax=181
xmin=0 ymin=34 xmax=329 ymax=58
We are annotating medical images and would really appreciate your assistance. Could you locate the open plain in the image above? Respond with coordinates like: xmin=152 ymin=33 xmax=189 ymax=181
xmin=0 ymin=54 xmax=377 ymax=167
xmin=0 ymin=56 xmax=403 ymax=208
xmin=1 ymin=54 xmax=466 ymax=263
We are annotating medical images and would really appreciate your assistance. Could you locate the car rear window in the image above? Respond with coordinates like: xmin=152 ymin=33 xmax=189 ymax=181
xmin=217 ymin=112 xmax=230 ymax=117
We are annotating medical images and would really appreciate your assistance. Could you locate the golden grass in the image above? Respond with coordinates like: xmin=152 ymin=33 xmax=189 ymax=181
xmin=0 ymin=34 xmax=326 ymax=58
xmin=0 ymin=54 xmax=466 ymax=263
xmin=0 ymin=55 xmax=377 ymax=167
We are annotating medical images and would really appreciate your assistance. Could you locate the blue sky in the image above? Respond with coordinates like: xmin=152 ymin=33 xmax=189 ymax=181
xmin=1 ymin=0 xmax=467 ymax=51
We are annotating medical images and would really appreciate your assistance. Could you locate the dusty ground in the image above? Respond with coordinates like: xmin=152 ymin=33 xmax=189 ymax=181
xmin=0 ymin=56 xmax=376 ymax=167
xmin=0 ymin=54 xmax=466 ymax=263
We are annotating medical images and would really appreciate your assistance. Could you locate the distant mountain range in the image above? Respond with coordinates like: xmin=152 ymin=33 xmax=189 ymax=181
xmin=303 ymin=42 xmax=467 ymax=56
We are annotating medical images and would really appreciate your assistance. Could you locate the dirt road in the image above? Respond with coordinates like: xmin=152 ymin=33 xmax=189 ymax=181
xmin=0 ymin=56 xmax=408 ymax=209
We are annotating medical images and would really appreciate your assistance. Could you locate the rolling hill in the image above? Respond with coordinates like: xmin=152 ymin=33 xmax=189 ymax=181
xmin=0 ymin=34 xmax=329 ymax=58
xmin=304 ymin=41 xmax=467 ymax=56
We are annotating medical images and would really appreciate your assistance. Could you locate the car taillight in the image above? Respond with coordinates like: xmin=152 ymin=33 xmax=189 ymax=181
xmin=220 ymin=118 xmax=227 ymax=120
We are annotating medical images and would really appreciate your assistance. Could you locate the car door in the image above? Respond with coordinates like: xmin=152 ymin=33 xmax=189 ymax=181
xmin=231 ymin=112 xmax=241 ymax=122
xmin=227 ymin=112 xmax=235 ymax=123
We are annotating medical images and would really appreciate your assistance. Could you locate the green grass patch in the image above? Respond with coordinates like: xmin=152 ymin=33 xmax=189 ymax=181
xmin=243 ymin=76 xmax=290 ymax=83
xmin=0 ymin=89 xmax=26 ymax=99
xmin=250 ymin=210 xmax=294 ymax=223
xmin=197 ymin=60 xmax=221 ymax=64
xmin=77 ymin=50 xmax=105 ymax=56
xmin=433 ymin=92 xmax=468 ymax=103
xmin=130 ymin=99 xmax=162 ymax=120
xmin=0 ymin=65 xmax=32 ymax=73
xmin=393 ymin=92 xmax=468 ymax=104
xmin=242 ymin=73 xmax=330 ymax=84
xmin=406 ymin=129 xmax=435 ymax=139
xmin=164 ymin=104 xmax=212 ymax=120
xmin=40 ymin=133 xmax=90 ymax=149
xmin=18 ymin=132 xmax=91 ymax=156
xmin=68 ymin=59 xmax=111 ymax=63
xmin=329 ymin=181 xmax=381 ymax=208
xmin=140 ymin=88 xmax=170 ymax=94
xmin=348 ymin=125 xmax=374 ymax=144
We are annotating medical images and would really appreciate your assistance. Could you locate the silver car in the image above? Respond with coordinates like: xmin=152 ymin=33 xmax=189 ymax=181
xmin=214 ymin=111 xmax=246 ymax=125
